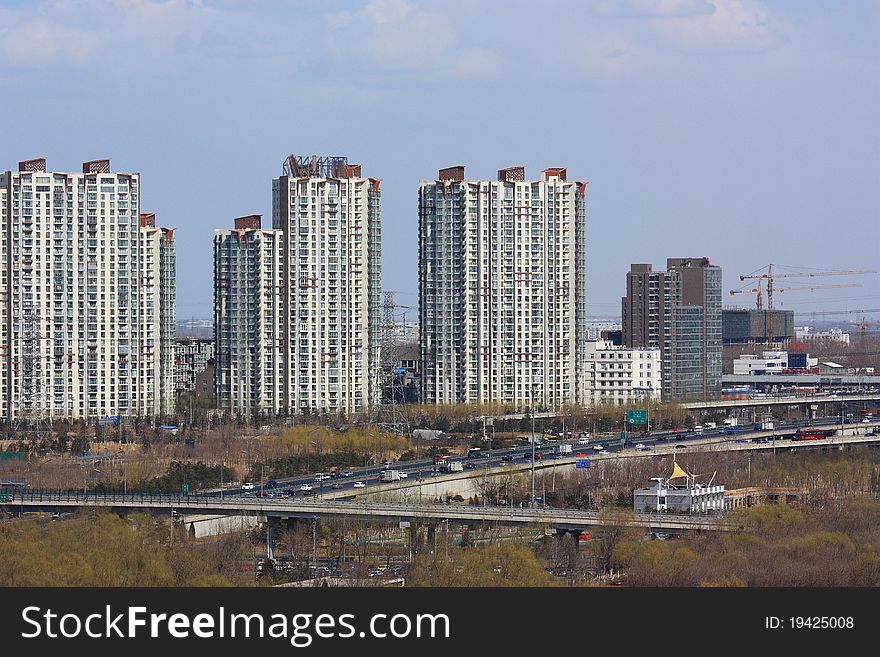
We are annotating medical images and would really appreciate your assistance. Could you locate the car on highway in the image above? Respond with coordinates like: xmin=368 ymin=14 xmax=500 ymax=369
xmin=635 ymin=443 xmax=648 ymax=451
xmin=501 ymin=455 xmax=512 ymax=462
xmin=241 ymin=482 xmax=255 ymax=491
xmin=353 ymin=481 xmax=366 ymax=489
xmin=300 ymin=484 xmax=313 ymax=492
xmin=592 ymin=444 xmax=604 ymax=451
xmin=674 ymin=444 xmax=687 ymax=449
xmin=575 ymin=452 xmax=587 ymax=457
xmin=265 ymin=480 xmax=279 ymax=489
xmin=331 ymin=482 xmax=343 ymax=489
xmin=314 ymin=473 xmax=331 ymax=481
xmin=398 ymin=472 xmax=408 ymax=479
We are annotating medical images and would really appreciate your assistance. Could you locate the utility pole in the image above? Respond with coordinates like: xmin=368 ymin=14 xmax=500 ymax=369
xmin=530 ymin=412 xmax=536 ymax=508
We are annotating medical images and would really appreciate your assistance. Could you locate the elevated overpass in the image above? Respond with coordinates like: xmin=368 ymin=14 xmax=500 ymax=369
xmin=0 ymin=490 xmax=726 ymax=532
xmin=681 ymin=392 xmax=880 ymax=411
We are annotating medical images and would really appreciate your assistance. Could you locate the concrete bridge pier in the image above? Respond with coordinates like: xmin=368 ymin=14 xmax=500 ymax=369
xmin=266 ymin=516 xmax=281 ymax=561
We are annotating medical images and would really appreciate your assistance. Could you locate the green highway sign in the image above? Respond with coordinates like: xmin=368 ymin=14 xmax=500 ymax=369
xmin=181 ymin=483 xmax=189 ymax=495
xmin=627 ymin=410 xmax=647 ymax=425
xmin=0 ymin=493 xmax=8 ymax=503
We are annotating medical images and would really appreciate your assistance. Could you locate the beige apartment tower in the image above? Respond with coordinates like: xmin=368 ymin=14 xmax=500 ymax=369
xmin=0 ymin=158 xmax=175 ymax=420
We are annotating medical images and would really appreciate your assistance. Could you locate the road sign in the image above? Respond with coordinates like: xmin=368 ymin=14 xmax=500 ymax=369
xmin=627 ymin=410 xmax=647 ymax=425
xmin=181 ymin=483 xmax=189 ymax=495
xmin=620 ymin=431 xmax=627 ymax=443
xmin=0 ymin=493 xmax=8 ymax=503
xmin=576 ymin=459 xmax=591 ymax=469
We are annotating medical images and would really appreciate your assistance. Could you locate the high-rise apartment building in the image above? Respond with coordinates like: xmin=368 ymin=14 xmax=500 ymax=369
xmin=0 ymin=158 xmax=175 ymax=420
xmin=138 ymin=213 xmax=177 ymax=416
xmin=213 ymin=215 xmax=284 ymax=416
xmin=272 ymin=155 xmax=382 ymax=416
xmin=419 ymin=165 xmax=587 ymax=408
xmin=214 ymin=156 xmax=381 ymax=418
xmin=621 ymin=258 xmax=722 ymax=400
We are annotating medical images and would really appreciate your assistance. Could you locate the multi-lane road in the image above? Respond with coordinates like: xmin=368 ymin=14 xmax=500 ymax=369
xmin=203 ymin=415 xmax=879 ymax=500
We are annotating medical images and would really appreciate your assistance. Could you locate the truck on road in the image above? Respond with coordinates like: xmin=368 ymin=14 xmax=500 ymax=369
xmin=439 ymin=461 xmax=464 ymax=473
xmin=379 ymin=470 xmax=401 ymax=483
xmin=555 ymin=444 xmax=573 ymax=455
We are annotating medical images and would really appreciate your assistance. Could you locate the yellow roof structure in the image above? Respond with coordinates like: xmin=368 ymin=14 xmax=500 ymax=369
xmin=670 ymin=461 xmax=690 ymax=480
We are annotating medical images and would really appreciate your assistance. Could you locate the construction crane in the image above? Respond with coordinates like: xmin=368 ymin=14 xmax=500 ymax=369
xmin=729 ymin=264 xmax=876 ymax=343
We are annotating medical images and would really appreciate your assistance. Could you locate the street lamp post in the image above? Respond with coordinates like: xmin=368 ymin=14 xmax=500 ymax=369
xmin=220 ymin=449 xmax=228 ymax=500
xmin=115 ymin=449 xmax=126 ymax=495
xmin=530 ymin=411 xmax=536 ymax=508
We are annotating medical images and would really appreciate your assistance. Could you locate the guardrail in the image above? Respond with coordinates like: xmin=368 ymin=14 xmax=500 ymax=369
xmin=0 ymin=489 xmax=726 ymax=530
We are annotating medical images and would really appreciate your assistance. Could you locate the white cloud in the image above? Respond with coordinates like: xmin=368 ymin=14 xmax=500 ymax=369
xmin=451 ymin=47 xmax=501 ymax=79
xmin=653 ymin=1 xmax=779 ymax=52
xmin=325 ymin=0 xmax=483 ymax=75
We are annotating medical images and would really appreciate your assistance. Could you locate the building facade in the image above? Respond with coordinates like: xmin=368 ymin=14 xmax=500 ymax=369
xmin=213 ymin=215 xmax=284 ymax=416
xmin=622 ymin=258 xmax=721 ymax=400
xmin=419 ymin=165 xmax=587 ymax=408
xmin=272 ymin=155 xmax=382 ymax=416
xmin=174 ymin=338 xmax=214 ymax=394
xmin=138 ymin=213 xmax=176 ymax=416
xmin=0 ymin=158 xmax=175 ymax=420
xmin=580 ymin=339 xmax=660 ymax=406
xmin=722 ymin=308 xmax=794 ymax=344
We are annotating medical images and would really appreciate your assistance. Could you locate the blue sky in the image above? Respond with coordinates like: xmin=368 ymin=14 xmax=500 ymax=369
xmin=1 ymin=0 xmax=878 ymax=324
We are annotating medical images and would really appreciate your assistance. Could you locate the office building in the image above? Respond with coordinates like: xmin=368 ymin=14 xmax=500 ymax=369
xmin=622 ymin=258 xmax=722 ymax=400
xmin=419 ymin=165 xmax=587 ymax=408
xmin=0 ymin=158 xmax=175 ymax=419
xmin=580 ymin=339 xmax=660 ymax=406
xmin=722 ymin=308 xmax=794 ymax=344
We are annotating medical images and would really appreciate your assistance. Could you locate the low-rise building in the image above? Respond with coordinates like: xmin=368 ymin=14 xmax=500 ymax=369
xmin=732 ymin=350 xmax=819 ymax=375
xmin=634 ymin=462 xmax=725 ymax=514
xmin=581 ymin=340 xmax=660 ymax=406
xmin=175 ymin=338 xmax=214 ymax=394
xmin=795 ymin=326 xmax=851 ymax=345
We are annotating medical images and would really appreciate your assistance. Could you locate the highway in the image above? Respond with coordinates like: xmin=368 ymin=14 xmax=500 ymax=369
xmin=192 ymin=415 xmax=879 ymax=501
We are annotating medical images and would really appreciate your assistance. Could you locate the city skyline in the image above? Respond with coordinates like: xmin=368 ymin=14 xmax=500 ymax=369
xmin=0 ymin=0 xmax=877 ymax=321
